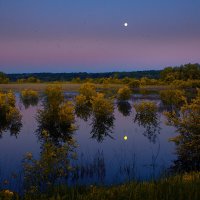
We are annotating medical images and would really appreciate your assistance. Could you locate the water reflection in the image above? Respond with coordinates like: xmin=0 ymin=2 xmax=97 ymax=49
xmin=0 ymin=91 xmax=22 ymax=138
xmin=117 ymin=101 xmax=131 ymax=117
xmin=20 ymin=96 xmax=39 ymax=109
xmin=0 ymin=116 xmax=22 ymax=138
xmin=90 ymin=114 xmax=114 ymax=142
xmin=134 ymin=101 xmax=161 ymax=143
xmin=75 ymin=105 xmax=92 ymax=122
xmin=0 ymin=92 xmax=180 ymax=192
xmin=72 ymin=151 xmax=105 ymax=184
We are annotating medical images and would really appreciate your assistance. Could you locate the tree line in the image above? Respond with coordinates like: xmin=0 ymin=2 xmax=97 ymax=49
xmin=0 ymin=63 xmax=199 ymax=84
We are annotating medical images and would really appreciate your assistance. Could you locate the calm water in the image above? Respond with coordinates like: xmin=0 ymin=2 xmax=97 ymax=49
xmin=0 ymin=93 xmax=177 ymax=191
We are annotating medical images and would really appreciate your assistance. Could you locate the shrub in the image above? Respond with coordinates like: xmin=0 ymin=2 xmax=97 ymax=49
xmin=128 ymin=80 xmax=140 ymax=90
xmin=160 ymin=89 xmax=186 ymax=109
xmin=117 ymin=86 xmax=131 ymax=101
xmin=79 ymin=83 xmax=97 ymax=101
xmin=0 ymin=91 xmax=22 ymax=136
xmin=165 ymin=90 xmax=200 ymax=172
xmin=21 ymin=89 xmax=38 ymax=100
xmin=91 ymin=93 xmax=114 ymax=118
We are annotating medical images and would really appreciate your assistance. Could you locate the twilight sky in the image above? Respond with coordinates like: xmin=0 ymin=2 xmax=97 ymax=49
xmin=0 ymin=0 xmax=200 ymax=73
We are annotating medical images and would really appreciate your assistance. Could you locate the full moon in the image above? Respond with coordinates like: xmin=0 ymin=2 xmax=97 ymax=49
xmin=124 ymin=22 xmax=128 ymax=27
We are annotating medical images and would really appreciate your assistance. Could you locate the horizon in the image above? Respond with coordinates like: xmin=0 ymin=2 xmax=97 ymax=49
xmin=5 ymin=68 xmax=163 ymax=75
xmin=1 ymin=0 xmax=200 ymax=73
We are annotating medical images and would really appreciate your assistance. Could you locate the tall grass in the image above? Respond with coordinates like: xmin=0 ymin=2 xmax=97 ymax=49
xmin=25 ymin=172 xmax=200 ymax=200
xmin=1 ymin=172 xmax=199 ymax=200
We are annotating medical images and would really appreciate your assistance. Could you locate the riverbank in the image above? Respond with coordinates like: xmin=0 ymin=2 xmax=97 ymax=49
xmin=1 ymin=172 xmax=200 ymax=200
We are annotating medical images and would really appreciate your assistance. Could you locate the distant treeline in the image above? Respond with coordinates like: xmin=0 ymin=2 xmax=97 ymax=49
xmin=0 ymin=63 xmax=200 ymax=84
xmin=6 ymin=70 xmax=161 ymax=82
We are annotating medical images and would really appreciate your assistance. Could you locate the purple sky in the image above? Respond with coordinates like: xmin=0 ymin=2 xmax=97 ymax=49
xmin=0 ymin=0 xmax=200 ymax=73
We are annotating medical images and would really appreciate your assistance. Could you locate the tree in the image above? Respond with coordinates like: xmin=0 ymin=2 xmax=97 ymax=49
xmin=0 ymin=72 xmax=9 ymax=83
xmin=165 ymin=90 xmax=200 ymax=172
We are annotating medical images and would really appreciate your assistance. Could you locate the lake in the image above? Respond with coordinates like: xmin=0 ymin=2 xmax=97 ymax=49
xmin=0 ymin=92 xmax=177 ymax=192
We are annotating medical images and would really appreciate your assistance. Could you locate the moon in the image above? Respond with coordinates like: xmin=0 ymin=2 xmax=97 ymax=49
xmin=124 ymin=136 xmax=128 ymax=140
xmin=124 ymin=22 xmax=128 ymax=27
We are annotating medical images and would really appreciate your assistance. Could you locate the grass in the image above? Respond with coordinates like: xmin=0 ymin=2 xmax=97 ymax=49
xmin=1 ymin=172 xmax=200 ymax=200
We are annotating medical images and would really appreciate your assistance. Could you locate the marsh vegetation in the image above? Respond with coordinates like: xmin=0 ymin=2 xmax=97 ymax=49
xmin=0 ymin=64 xmax=200 ymax=199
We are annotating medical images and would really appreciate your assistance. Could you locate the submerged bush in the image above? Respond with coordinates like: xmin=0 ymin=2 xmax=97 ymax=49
xmin=134 ymin=101 xmax=158 ymax=123
xmin=37 ymin=86 xmax=76 ymax=142
xmin=21 ymin=89 xmax=39 ymax=108
xmin=91 ymin=93 xmax=114 ymax=118
xmin=117 ymin=86 xmax=131 ymax=101
xmin=75 ymin=94 xmax=92 ymax=121
xmin=79 ymin=83 xmax=97 ymax=101
xmin=21 ymin=89 xmax=38 ymax=100
xmin=90 ymin=93 xmax=115 ymax=142
xmin=0 ymin=91 xmax=22 ymax=136
xmin=44 ymin=85 xmax=64 ymax=109
xmin=160 ymin=89 xmax=186 ymax=109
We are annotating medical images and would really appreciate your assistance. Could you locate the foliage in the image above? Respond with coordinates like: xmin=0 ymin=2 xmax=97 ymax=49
xmin=117 ymin=86 xmax=131 ymax=101
xmin=20 ymin=89 xmax=39 ymax=108
xmin=7 ymin=70 xmax=161 ymax=82
xmin=161 ymin=63 xmax=200 ymax=81
xmin=134 ymin=101 xmax=160 ymax=143
xmin=90 ymin=93 xmax=115 ymax=142
xmin=43 ymin=85 xmax=64 ymax=109
xmin=140 ymin=77 xmax=159 ymax=86
xmin=75 ymin=94 xmax=92 ymax=121
xmin=91 ymin=93 xmax=114 ymax=118
xmin=18 ymin=173 xmax=200 ymax=200
xmin=37 ymin=86 xmax=76 ymax=143
xmin=165 ymin=90 xmax=200 ymax=172
xmin=128 ymin=79 xmax=140 ymax=90
xmin=171 ymin=80 xmax=200 ymax=89
xmin=0 ymin=72 xmax=9 ymax=84
xmin=79 ymin=83 xmax=97 ymax=101
xmin=22 ymin=131 xmax=77 ymax=194
xmin=160 ymin=89 xmax=186 ymax=110
xmin=117 ymin=101 xmax=131 ymax=117
xmin=17 ymin=77 xmax=41 ymax=83
xmin=0 ymin=91 xmax=22 ymax=137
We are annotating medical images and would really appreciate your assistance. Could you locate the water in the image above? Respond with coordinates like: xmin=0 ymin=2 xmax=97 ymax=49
xmin=0 ymin=93 xmax=177 ymax=191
